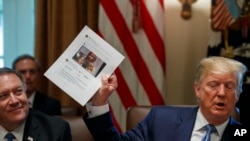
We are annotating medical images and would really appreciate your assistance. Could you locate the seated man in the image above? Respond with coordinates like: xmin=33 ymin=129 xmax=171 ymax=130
xmin=12 ymin=54 xmax=62 ymax=115
xmin=0 ymin=67 xmax=71 ymax=140
xmin=83 ymin=56 xmax=248 ymax=141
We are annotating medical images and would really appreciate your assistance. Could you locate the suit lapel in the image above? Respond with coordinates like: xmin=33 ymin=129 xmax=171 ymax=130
xmin=32 ymin=91 xmax=41 ymax=109
xmin=174 ymin=106 xmax=198 ymax=141
xmin=22 ymin=109 xmax=40 ymax=141
xmin=221 ymin=117 xmax=241 ymax=141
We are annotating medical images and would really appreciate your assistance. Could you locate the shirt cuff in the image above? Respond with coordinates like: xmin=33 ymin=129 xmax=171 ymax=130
xmin=85 ymin=102 xmax=109 ymax=118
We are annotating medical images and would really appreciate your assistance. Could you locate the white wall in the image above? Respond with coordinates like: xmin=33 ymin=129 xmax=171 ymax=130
xmin=164 ymin=0 xmax=211 ymax=104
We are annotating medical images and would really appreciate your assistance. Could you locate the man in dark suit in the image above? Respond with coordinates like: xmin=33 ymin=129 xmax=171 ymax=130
xmin=12 ymin=54 xmax=62 ymax=115
xmin=0 ymin=68 xmax=71 ymax=140
xmin=83 ymin=56 xmax=249 ymax=141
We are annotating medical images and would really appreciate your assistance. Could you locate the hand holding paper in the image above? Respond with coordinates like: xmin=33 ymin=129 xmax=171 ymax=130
xmin=44 ymin=26 xmax=124 ymax=106
xmin=91 ymin=74 xmax=118 ymax=106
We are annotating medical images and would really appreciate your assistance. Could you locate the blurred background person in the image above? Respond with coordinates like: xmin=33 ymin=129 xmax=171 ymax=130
xmin=12 ymin=54 xmax=62 ymax=115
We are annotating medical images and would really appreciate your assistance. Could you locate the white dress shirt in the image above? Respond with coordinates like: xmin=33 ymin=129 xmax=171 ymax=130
xmin=28 ymin=91 xmax=36 ymax=108
xmin=190 ymin=108 xmax=229 ymax=141
xmin=0 ymin=121 xmax=25 ymax=141
xmin=86 ymin=102 xmax=109 ymax=118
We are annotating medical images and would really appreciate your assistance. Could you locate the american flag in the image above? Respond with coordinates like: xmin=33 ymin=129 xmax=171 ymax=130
xmin=211 ymin=0 xmax=240 ymax=31
xmin=98 ymin=0 xmax=166 ymax=132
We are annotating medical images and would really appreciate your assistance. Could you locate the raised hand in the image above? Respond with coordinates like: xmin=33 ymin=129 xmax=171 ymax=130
xmin=91 ymin=74 xmax=118 ymax=106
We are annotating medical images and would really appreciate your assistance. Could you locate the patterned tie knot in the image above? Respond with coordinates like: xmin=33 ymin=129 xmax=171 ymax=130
xmin=202 ymin=124 xmax=217 ymax=141
xmin=5 ymin=133 xmax=16 ymax=141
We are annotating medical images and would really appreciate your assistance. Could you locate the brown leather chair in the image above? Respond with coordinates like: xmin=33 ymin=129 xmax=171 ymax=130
xmin=126 ymin=106 xmax=151 ymax=130
xmin=126 ymin=105 xmax=240 ymax=130
xmin=58 ymin=116 xmax=94 ymax=141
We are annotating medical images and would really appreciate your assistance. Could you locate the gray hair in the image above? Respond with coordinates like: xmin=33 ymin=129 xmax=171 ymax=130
xmin=12 ymin=54 xmax=41 ymax=71
xmin=0 ymin=67 xmax=26 ymax=90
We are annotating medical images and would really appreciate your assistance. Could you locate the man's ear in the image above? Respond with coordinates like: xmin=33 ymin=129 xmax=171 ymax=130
xmin=235 ymin=92 xmax=240 ymax=103
xmin=194 ymin=82 xmax=201 ymax=99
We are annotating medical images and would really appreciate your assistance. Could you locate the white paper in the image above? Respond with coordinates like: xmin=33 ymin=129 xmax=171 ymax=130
xmin=44 ymin=25 xmax=125 ymax=106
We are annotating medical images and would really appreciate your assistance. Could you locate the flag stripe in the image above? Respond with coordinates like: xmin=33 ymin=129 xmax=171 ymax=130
xmin=159 ymin=0 xmax=164 ymax=9
xmin=98 ymin=30 xmax=137 ymax=109
xmin=98 ymin=4 xmax=151 ymax=105
xmin=101 ymin=0 xmax=164 ymax=105
xmin=115 ymin=69 xmax=137 ymax=108
xmin=98 ymin=2 xmax=136 ymax=131
xmin=140 ymin=0 xmax=166 ymax=72
xmin=98 ymin=0 xmax=166 ymax=131
xmin=115 ymin=1 xmax=165 ymax=94
xmin=211 ymin=0 xmax=238 ymax=30
xmin=98 ymin=28 xmax=128 ymax=133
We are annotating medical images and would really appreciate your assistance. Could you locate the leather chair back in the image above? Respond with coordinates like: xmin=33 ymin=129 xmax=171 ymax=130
xmin=58 ymin=116 xmax=94 ymax=141
xmin=126 ymin=106 xmax=151 ymax=130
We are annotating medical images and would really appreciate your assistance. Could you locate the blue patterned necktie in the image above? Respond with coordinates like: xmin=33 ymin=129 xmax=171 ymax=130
xmin=5 ymin=133 xmax=15 ymax=141
xmin=201 ymin=124 xmax=217 ymax=141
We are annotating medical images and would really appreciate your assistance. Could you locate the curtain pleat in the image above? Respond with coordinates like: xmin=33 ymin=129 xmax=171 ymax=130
xmin=34 ymin=0 xmax=98 ymax=113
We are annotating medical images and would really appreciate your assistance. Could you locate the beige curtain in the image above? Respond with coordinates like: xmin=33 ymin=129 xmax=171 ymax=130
xmin=34 ymin=0 xmax=99 ymax=113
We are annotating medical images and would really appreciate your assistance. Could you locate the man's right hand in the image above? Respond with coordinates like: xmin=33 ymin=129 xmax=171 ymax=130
xmin=90 ymin=73 xmax=118 ymax=106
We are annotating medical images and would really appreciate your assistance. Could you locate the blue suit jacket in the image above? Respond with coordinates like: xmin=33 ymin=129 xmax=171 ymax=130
xmin=83 ymin=105 xmax=242 ymax=141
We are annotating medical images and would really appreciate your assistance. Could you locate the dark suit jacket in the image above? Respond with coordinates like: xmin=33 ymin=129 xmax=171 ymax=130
xmin=33 ymin=91 xmax=62 ymax=115
xmin=83 ymin=105 xmax=244 ymax=141
xmin=23 ymin=108 xmax=72 ymax=141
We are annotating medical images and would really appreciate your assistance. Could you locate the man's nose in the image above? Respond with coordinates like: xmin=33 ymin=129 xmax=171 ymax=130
xmin=23 ymin=71 xmax=31 ymax=78
xmin=9 ymin=93 xmax=18 ymax=103
xmin=217 ymin=85 xmax=226 ymax=96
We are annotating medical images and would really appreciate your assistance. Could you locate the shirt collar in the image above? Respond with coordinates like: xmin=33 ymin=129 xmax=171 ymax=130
xmin=0 ymin=120 xmax=26 ymax=141
xmin=193 ymin=108 xmax=229 ymax=136
xmin=28 ymin=91 xmax=36 ymax=108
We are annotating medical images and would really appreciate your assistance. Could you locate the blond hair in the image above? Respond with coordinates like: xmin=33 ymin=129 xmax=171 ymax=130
xmin=195 ymin=56 xmax=247 ymax=93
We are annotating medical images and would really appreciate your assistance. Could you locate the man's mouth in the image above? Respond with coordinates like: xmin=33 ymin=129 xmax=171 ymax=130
xmin=216 ymin=102 xmax=225 ymax=107
xmin=26 ymin=82 xmax=31 ymax=85
xmin=9 ymin=107 xmax=22 ymax=113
